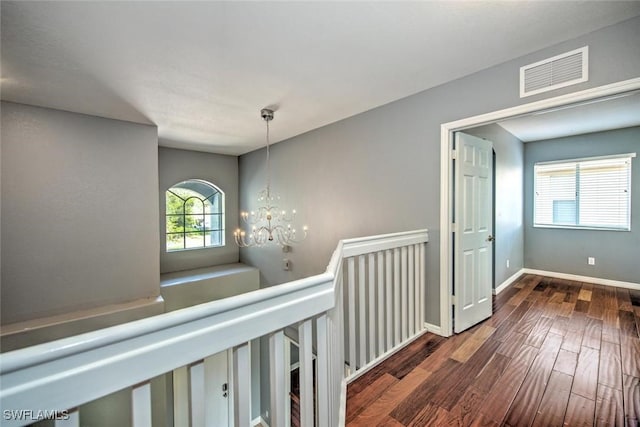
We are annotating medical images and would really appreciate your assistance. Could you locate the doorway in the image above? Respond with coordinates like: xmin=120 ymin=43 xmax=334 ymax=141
xmin=439 ymin=77 xmax=640 ymax=337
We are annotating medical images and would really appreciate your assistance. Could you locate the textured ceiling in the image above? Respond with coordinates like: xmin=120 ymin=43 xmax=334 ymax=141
xmin=2 ymin=1 xmax=640 ymax=155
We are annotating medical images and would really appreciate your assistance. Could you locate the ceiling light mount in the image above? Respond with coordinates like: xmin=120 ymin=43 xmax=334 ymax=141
xmin=261 ymin=108 xmax=274 ymax=122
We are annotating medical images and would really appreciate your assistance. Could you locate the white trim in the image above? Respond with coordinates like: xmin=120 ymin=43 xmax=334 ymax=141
xmin=440 ymin=124 xmax=454 ymax=337
xmin=440 ymin=77 xmax=640 ymax=337
xmin=252 ymin=416 xmax=269 ymax=427
xmin=423 ymin=322 xmax=443 ymax=336
xmin=443 ymin=77 xmax=640 ymax=133
xmin=522 ymin=268 xmax=640 ymax=291
xmin=493 ymin=269 xmax=526 ymax=295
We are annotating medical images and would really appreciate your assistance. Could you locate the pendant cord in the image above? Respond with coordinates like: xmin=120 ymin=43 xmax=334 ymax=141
xmin=265 ymin=119 xmax=271 ymax=197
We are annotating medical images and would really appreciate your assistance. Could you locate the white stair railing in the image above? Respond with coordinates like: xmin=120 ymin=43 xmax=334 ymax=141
xmin=341 ymin=231 xmax=428 ymax=380
xmin=0 ymin=229 xmax=428 ymax=427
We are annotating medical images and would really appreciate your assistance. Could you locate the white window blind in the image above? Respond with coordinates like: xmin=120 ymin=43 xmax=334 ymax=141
xmin=534 ymin=153 xmax=635 ymax=231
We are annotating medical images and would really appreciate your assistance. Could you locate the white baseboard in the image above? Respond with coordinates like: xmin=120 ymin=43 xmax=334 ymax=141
xmin=424 ymin=322 xmax=444 ymax=336
xmin=252 ymin=416 xmax=269 ymax=427
xmin=493 ymin=268 xmax=526 ymax=295
xmin=523 ymin=268 xmax=640 ymax=291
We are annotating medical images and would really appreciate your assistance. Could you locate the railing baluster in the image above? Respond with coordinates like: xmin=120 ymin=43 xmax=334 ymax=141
xmin=376 ymin=251 xmax=384 ymax=358
xmin=233 ymin=342 xmax=251 ymax=427
xmin=420 ymin=243 xmax=425 ymax=328
xmin=368 ymin=253 xmax=376 ymax=363
xmin=414 ymin=244 xmax=421 ymax=332
xmin=385 ymin=249 xmax=393 ymax=351
xmin=173 ymin=366 xmax=190 ymax=427
xmin=358 ymin=255 xmax=366 ymax=368
xmin=298 ymin=319 xmax=314 ymax=427
xmin=55 ymin=408 xmax=78 ymax=427
xmin=316 ymin=314 xmax=330 ymax=427
xmin=334 ymin=269 xmax=346 ymax=426
xmin=269 ymin=330 xmax=286 ymax=427
xmin=401 ymin=246 xmax=408 ymax=341
xmin=285 ymin=337 xmax=292 ymax=427
xmin=408 ymin=244 xmax=415 ymax=337
xmin=347 ymin=257 xmax=356 ymax=371
xmin=393 ymin=248 xmax=401 ymax=346
xmin=190 ymin=362 xmax=205 ymax=426
xmin=132 ymin=382 xmax=152 ymax=427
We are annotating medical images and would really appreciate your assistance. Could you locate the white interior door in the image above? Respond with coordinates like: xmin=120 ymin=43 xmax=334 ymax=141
xmin=204 ymin=350 xmax=230 ymax=427
xmin=175 ymin=350 xmax=231 ymax=427
xmin=454 ymin=132 xmax=494 ymax=333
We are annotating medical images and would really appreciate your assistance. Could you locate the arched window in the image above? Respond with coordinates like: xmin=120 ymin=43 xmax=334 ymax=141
xmin=166 ymin=179 xmax=224 ymax=251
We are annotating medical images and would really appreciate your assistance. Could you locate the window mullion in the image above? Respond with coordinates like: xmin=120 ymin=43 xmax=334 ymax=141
xmin=183 ymin=199 xmax=187 ymax=249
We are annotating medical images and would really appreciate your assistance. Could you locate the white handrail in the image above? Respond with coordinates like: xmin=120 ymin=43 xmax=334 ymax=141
xmin=341 ymin=229 xmax=428 ymax=257
xmin=0 ymin=272 xmax=333 ymax=375
xmin=0 ymin=229 xmax=428 ymax=427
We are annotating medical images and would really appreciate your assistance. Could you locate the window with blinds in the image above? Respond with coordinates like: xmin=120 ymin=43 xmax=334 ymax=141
xmin=534 ymin=153 xmax=635 ymax=231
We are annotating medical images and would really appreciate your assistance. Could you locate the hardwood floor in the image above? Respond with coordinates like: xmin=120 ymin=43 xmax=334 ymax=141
xmin=346 ymin=275 xmax=640 ymax=427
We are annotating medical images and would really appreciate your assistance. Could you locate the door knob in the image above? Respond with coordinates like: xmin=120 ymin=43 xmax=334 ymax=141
xmin=487 ymin=235 xmax=495 ymax=242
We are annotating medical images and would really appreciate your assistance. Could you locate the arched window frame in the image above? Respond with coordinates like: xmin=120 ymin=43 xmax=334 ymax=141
xmin=165 ymin=179 xmax=225 ymax=251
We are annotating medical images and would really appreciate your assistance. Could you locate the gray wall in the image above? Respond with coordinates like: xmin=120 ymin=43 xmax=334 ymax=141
xmin=1 ymin=102 xmax=160 ymax=324
xmin=158 ymin=147 xmax=239 ymax=273
xmin=239 ymin=16 xmax=640 ymax=327
xmin=524 ymin=126 xmax=640 ymax=283
xmin=464 ymin=124 xmax=525 ymax=287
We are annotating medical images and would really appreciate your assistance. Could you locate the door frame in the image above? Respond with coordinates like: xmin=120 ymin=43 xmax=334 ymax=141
xmin=438 ymin=77 xmax=640 ymax=337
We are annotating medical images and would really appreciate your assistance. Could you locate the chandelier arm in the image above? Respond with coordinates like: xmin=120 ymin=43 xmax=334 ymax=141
xmin=275 ymin=224 xmax=306 ymax=246
xmin=234 ymin=232 xmax=249 ymax=248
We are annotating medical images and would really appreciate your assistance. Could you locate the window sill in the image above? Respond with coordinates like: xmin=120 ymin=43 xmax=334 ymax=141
xmin=533 ymin=224 xmax=630 ymax=232
xmin=166 ymin=244 xmax=225 ymax=253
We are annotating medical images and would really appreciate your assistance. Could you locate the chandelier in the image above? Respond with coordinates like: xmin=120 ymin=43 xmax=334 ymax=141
xmin=234 ymin=109 xmax=308 ymax=247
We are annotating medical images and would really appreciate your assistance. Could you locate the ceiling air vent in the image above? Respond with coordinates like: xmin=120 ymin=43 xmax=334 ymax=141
xmin=520 ymin=46 xmax=588 ymax=98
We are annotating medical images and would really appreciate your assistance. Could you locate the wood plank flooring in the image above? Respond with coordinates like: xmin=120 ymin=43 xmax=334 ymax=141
xmin=346 ymin=275 xmax=640 ymax=427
